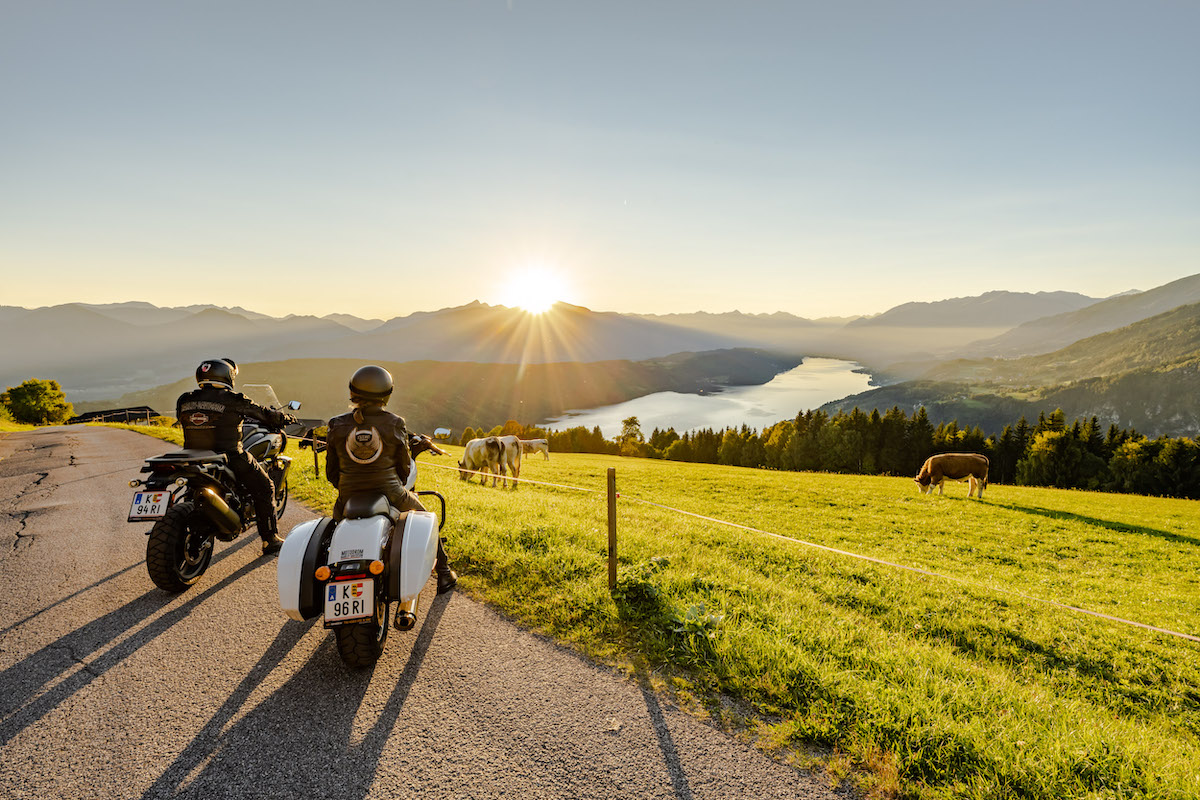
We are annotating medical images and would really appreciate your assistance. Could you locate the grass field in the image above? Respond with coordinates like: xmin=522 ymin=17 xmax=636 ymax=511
xmin=108 ymin=424 xmax=1200 ymax=799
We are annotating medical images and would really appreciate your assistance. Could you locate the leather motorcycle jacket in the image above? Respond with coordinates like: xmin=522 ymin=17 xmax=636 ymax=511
xmin=176 ymin=385 xmax=291 ymax=453
xmin=325 ymin=407 xmax=412 ymax=495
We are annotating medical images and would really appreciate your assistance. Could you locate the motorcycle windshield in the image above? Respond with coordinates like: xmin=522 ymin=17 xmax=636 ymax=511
xmin=240 ymin=383 xmax=283 ymax=410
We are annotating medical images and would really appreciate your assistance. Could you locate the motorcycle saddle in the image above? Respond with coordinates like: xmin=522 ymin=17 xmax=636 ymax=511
xmin=148 ymin=449 xmax=228 ymax=465
xmin=343 ymin=493 xmax=401 ymax=523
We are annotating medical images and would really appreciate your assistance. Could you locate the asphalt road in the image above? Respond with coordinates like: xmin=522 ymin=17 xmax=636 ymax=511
xmin=0 ymin=426 xmax=854 ymax=800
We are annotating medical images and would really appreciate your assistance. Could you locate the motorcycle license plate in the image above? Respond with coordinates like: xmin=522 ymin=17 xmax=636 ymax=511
xmin=128 ymin=490 xmax=171 ymax=521
xmin=324 ymin=579 xmax=374 ymax=626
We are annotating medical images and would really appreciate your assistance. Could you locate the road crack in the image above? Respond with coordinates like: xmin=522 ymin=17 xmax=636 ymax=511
xmin=49 ymin=642 xmax=104 ymax=679
xmin=5 ymin=470 xmax=50 ymax=552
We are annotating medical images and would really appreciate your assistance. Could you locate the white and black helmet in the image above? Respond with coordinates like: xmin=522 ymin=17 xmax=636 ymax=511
xmin=196 ymin=358 xmax=238 ymax=388
xmin=349 ymin=365 xmax=393 ymax=404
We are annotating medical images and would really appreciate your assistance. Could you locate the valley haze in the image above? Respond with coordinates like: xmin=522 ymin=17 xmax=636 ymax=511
xmin=6 ymin=272 xmax=1200 ymax=438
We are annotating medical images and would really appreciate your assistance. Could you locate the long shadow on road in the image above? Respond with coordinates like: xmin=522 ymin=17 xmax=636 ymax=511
xmin=0 ymin=542 xmax=266 ymax=748
xmin=635 ymin=665 xmax=694 ymax=800
xmin=0 ymin=537 xmax=255 ymax=720
xmin=0 ymin=560 xmax=147 ymax=637
xmin=143 ymin=591 xmax=452 ymax=799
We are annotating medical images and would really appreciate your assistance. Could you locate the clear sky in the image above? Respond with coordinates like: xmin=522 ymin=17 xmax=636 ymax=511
xmin=2 ymin=1 xmax=1197 ymax=319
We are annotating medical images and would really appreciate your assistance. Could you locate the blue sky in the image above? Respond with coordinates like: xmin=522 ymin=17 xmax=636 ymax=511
xmin=2 ymin=1 xmax=1196 ymax=319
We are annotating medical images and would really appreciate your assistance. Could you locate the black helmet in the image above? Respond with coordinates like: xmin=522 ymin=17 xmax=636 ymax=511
xmin=196 ymin=359 xmax=237 ymax=388
xmin=349 ymin=365 xmax=393 ymax=403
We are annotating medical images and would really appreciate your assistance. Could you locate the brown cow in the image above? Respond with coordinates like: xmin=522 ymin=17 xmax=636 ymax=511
xmin=914 ymin=453 xmax=989 ymax=498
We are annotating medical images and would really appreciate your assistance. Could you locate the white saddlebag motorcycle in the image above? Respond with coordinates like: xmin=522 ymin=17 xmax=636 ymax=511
xmin=277 ymin=434 xmax=447 ymax=668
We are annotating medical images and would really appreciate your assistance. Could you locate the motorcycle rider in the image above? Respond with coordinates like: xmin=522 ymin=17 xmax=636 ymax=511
xmin=175 ymin=358 xmax=296 ymax=555
xmin=325 ymin=365 xmax=457 ymax=593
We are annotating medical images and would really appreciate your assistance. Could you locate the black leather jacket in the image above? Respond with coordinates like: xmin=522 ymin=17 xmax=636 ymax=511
xmin=176 ymin=385 xmax=291 ymax=453
xmin=325 ymin=407 xmax=412 ymax=494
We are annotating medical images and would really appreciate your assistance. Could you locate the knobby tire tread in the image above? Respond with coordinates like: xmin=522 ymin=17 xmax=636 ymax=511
xmin=146 ymin=502 xmax=211 ymax=593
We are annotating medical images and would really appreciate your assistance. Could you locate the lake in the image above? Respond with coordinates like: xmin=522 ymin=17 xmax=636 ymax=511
xmin=541 ymin=357 xmax=873 ymax=438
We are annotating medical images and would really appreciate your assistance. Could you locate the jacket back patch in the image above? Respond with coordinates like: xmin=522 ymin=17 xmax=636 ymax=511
xmin=346 ymin=426 xmax=384 ymax=464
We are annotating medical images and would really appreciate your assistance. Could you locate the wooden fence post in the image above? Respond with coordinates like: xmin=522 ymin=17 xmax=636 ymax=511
xmin=607 ymin=467 xmax=617 ymax=591
xmin=313 ymin=438 xmax=320 ymax=479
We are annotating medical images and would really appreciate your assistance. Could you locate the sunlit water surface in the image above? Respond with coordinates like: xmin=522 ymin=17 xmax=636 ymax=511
xmin=541 ymin=357 xmax=872 ymax=438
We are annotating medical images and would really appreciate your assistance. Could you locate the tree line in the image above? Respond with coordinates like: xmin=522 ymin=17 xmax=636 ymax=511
xmin=462 ymin=406 xmax=1200 ymax=500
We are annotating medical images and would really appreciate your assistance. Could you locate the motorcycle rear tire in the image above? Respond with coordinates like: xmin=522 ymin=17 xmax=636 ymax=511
xmin=146 ymin=501 xmax=214 ymax=593
xmin=335 ymin=601 xmax=390 ymax=668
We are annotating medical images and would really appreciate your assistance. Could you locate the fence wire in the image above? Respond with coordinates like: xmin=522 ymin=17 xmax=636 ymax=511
xmin=419 ymin=449 xmax=1200 ymax=645
xmin=139 ymin=426 xmax=1198 ymax=646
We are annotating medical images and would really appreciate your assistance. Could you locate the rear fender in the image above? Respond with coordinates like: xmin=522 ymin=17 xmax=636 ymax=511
xmin=389 ymin=511 xmax=438 ymax=603
xmin=328 ymin=516 xmax=390 ymax=565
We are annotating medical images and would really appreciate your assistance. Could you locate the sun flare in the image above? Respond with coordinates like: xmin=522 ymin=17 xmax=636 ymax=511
xmin=500 ymin=266 xmax=570 ymax=314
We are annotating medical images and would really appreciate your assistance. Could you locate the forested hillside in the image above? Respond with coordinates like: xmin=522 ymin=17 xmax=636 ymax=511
xmin=826 ymin=302 xmax=1200 ymax=437
xmin=77 ymin=349 xmax=802 ymax=434
xmin=922 ymin=301 xmax=1200 ymax=385
xmin=970 ymin=272 xmax=1200 ymax=356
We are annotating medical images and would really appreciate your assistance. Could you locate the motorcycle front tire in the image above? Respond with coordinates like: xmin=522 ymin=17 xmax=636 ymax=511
xmin=146 ymin=501 xmax=215 ymax=593
xmin=335 ymin=600 xmax=390 ymax=668
xmin=275 ymin=477 xmax=288 ymax=519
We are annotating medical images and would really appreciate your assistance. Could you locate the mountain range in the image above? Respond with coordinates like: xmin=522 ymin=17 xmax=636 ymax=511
xmin=969 ymin=273 xmax=1200 ymax=357
xmin=824 ymin=300 xmax=1200 ymax=436
xmin=7 ymin=272 xmax=1200 ymax=436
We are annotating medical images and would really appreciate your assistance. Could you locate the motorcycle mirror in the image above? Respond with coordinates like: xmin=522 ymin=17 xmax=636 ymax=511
xmin=287 ymin=400 xmax=302 ymax=411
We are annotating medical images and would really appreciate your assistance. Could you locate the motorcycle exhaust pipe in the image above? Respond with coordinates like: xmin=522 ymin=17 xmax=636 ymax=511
xmin=198 ymin=487 xmax=241 ymax=537
xmin=393 ymin=598 xmax=419 ymax=631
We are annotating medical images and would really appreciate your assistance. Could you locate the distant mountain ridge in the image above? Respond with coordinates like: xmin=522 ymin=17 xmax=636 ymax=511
xmin=6 ymin=273 xmax=1198 ymax=419
xmin=921 ymin=302 xmax=1200 ymax=386
xmin=0 ymin=300 xmax=757 ymax=401
xmin=969 ymin=273 xmax=1200 ymax=357
xmin=824 ymin=301 xmax=1200 ymax=437
xmin=848 ymin=290 xmax=1102 ymax=329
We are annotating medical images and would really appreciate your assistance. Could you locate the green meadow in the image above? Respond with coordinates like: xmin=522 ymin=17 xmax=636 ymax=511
xmin=107 ymin=424 xmax=1200 ymax=799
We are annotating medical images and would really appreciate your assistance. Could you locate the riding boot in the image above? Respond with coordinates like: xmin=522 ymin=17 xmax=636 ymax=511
xmin=259 ymin=517 xmax=284 ymax=556
xmin=435 ymin=537 xmax=457 ymax=594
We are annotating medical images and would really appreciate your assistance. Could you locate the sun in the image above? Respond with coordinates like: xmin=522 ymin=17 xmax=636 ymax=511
xmin=500 ymin=265 xmax=570 ymax=314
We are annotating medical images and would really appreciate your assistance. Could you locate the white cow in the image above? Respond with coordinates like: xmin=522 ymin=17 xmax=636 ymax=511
xmin=458 ymin=437 xmax=504 ymax=487
xmin=497 ymin=435 xmax=522 ymax=488
xmin=520 ymin=438 xmax=550 ymax=460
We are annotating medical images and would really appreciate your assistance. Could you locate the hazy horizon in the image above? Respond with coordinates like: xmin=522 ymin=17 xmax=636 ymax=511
xmin=0 ymin=282 xmax=1149 ymax=324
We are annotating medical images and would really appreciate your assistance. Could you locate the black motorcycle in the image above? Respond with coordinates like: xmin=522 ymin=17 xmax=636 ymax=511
xmin=129 ymin=398 xmax=300 ymax=592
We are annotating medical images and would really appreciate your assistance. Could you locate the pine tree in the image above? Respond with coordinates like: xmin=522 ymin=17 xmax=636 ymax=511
xmin=906 ymin=407 xmax=935 ymax=473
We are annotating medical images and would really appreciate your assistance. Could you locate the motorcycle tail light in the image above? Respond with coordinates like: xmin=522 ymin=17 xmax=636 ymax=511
xmin=368 ymin=560 xmax=385 ymax=575
xmin=314 ymin=566 xmax=331 ymax=581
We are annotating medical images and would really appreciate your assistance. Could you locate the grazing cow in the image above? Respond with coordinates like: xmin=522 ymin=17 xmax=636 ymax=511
xmin=520 ymin=438 xmax=550 ymax=460
xmin=915 ymin=453 xmax=989 ymax=499
xmin=459 ymin=437 xmax=505 ymax=486
xmin=498 ymin=435 xmax=522 ymax=488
